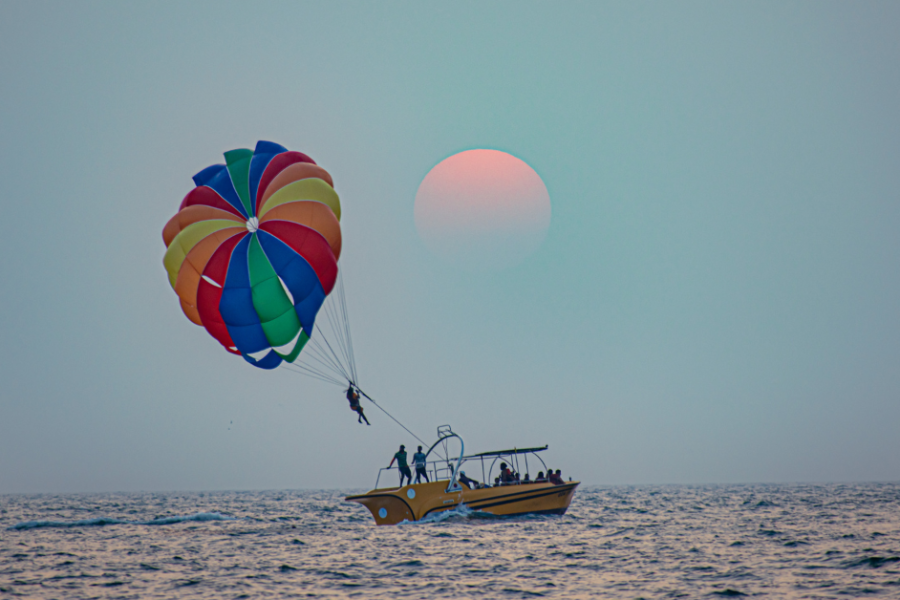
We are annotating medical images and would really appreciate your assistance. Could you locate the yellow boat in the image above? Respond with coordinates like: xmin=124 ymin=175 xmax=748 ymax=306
xmin=346 ymin=426 xmax=579 ymax=525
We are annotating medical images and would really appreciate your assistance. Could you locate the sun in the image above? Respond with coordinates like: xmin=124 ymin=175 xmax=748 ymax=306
xmin=414 ymin=149 xmax=551 ymax=270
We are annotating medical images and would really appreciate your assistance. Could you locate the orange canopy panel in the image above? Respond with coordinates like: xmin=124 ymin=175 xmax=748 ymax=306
xmin=163 ymin=205 xmax=244 ymax=247
xmin=175 ymin=227 xmax=246 ymax=311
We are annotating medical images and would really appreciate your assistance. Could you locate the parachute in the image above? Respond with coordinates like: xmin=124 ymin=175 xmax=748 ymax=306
xmin=162 ymin=140 xmax=356 ymax=382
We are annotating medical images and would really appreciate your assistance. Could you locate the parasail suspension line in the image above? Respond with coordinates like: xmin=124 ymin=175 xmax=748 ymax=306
xmin=305 ymin=335 xmax=351 ymax=382
xmin=290 ymin=271 xmax=358 ymax=385
xmin=336 ymin=271 xmax=359 ymax=383
xmin=282 ymin=362 xmax=346 ymax=387
xmin=283 ymin=266 xmax=427 ymax=446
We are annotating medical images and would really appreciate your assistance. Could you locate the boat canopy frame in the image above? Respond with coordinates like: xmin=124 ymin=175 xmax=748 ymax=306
xmin=372 ymin=425 xmax=550 ymax=490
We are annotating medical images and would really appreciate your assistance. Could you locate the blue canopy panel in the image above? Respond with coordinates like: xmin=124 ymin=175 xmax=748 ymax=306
xmin=192 ymin=164 xmax=248 ymax=219
xmin=257 ymin=230 xmax=325 ymax=336
xmin=219 ymin=235 xmax=270 ymax=354
xmin=249 ymin=141 xmax=289 ymax=208
xmin=241 ymin=350 xmax=283 ymax=370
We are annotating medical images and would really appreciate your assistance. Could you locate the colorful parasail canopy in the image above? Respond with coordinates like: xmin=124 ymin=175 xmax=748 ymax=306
xmin=162 ymin=141 xmax=342 ymax=370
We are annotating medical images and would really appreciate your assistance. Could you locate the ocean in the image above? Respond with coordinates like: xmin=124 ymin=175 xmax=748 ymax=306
xmin=2 ymin=483 xmax=899 ymax=598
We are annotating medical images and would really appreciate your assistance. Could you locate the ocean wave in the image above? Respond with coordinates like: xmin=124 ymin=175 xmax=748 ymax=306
xmin=842 ymin=556 xmax=900 ymax=569
xmin=8 ymin=512 xmax=235 ymax=531
xmin=141 ymin=512 xmax=235 ymax=526
xmin=2 ymin=485 xmax=899 ymax=598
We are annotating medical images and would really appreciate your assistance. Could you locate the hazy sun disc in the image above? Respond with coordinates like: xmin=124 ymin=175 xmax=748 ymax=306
xmin=414 ymin=149 xmax=551 ymax=270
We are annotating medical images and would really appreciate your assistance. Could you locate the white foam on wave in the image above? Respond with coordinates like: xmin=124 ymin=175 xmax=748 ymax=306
xmin=9 ymin=512 xmax=235 ymax=531
xmin=141 ymin=512 xmax=236 ymax=526
xmin=398 ymin=503 xmax=497 ymax=526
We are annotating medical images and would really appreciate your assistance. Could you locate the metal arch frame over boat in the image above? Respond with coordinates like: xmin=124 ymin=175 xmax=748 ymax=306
xmin=345 ymin=425 xmax=580 ymax=525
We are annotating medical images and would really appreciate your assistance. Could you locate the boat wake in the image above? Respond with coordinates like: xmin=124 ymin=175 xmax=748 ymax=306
xmin=399 ymin=503 xmax=498 ymax=525
xmin=8 ymin=512 xmax=235 ymax=531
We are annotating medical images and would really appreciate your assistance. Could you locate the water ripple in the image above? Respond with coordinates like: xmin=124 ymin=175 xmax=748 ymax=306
xmin=1 ymin=484 xmax=899 ymax=598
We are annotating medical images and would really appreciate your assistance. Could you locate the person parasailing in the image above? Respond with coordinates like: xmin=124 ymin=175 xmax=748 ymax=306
xmin=346 ymin=384 xmax=370 ymax=425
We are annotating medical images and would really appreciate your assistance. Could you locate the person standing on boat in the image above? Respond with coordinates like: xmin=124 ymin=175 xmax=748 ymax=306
xmin=412 ymin=446 xmax=429 ymax=484
xmin=388 ymin=445 xmax=412 ymax=487
xmin=346 ymin=385 xmax=370 ymax=425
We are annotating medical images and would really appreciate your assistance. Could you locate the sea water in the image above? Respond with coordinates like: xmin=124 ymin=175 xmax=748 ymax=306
xmin=2 ymin=484 xmax=899 ymax=598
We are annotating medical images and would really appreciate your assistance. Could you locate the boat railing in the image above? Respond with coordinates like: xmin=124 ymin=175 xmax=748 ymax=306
xmin=372 ymin=453 xmax=551 ymax=490
xmin=373 ymin=458 xmax=459 ymax=490
xmin=372 ymin=425 xmax=553 ymax=491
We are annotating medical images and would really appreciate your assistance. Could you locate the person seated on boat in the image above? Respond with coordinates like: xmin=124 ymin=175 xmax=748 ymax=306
xmin=555 ymin=469 xmax=565 ymax=483
xmin=505 ymin=468 xmax=519 ymax=484
xmin=535 ymin=471 xmax=547 ymax=483
xmin=522 ymin=473 xmax=531 ymax=484
xmin=387 ymin=445 xmax=412 ymax=487
xmin=412 ymin=446 xmax=429 ymax=484
xmin=549 ymin=469 xmax=564 ymax=485
xmin=494 ymin=476 xmax=501 ymax=487
xmin=345 ymin=385 xmax=370 ymax=425
xmin=458 ymin=471 xmax=479 ymax=489
xmin=499 ymin=463 xmax=512 ymax=485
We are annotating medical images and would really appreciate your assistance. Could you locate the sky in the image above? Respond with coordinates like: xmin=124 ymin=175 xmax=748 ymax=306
xmin=1 ymin=1 xmax=899 ymax=493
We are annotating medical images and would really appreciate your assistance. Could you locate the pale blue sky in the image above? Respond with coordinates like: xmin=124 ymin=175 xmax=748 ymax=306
xmin=1 ymin=2 xmax=898 ymax=492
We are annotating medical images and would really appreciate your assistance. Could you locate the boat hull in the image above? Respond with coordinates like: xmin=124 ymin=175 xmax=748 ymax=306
xmin=346 ymin=481 xmax=579 ymax=525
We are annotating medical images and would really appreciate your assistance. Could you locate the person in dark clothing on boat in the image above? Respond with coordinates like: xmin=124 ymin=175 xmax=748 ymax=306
xmin=412 ymin=446 xmax=429 ymax=483
xmin=388 ymin=445 xmax=412 ymax=487
xmin=346 ymin=385 xmax=369 ymax=425
xmin=458 ymin=471 xmax=479 ymax=489
xmin=535 ymin=471 xmax=547 ymax=483
xmin=499 ymin=463 xmax=514 ymax=485
xmin=549 ymin=469 xmax=564 ymax=485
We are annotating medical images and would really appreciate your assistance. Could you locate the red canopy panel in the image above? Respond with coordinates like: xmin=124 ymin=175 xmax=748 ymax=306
xmin=196 ymin=232 xmax=247 ymax=352
xmin=258 ymin=220 xmax=337 ymax=294
xmin=255 ymin=151 xmax=317 ymax=208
